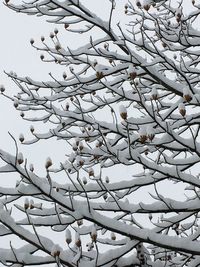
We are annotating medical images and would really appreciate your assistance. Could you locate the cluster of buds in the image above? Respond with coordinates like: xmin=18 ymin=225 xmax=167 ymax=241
xmin=96 ymin=71 xmax=104 ymax=80
xmin=65 ymin=229 xmax=72 ymax=244
xmin=147 ymin=125 xmax=155 ymax=141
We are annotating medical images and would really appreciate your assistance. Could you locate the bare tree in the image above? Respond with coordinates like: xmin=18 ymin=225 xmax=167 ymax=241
xmin=1 ymin=0 xmax=200 ymax=266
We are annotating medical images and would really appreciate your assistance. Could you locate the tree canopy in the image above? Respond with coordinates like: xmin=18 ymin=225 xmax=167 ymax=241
xmin=0 ymin=0 xmax=200 ymax=266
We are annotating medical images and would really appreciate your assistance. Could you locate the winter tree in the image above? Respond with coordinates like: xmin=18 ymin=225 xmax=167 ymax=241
xmin=0 ymin=0 xmax=200 ymax=266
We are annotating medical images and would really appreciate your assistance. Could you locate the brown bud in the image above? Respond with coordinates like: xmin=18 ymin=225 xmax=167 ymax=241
xmin=75 ymin=239 xmax=81 ymax=247
xmin=64 ymin=24 xmax=69 ymax=29
xmin=179 ymin=103 xmax=186 ymax=117
xmin=96 ymin=71 xmax=104 ymax=80
xmin=111 ymin=232 xmax=116 ymax=240
xmin=77 ymin=219 xmax=83 ymax=226
xmin=183 ymin=94 xmax=192 ymax=102
xmin=120 ymin=112 xmax=127 ymax=120
xmin=88 ymin=168 xmax=94 ymax=177
xmin=143 ymin=4 xmax=150 ymax=11
xmin=129 ymin=72 xmax=137 ymax=80
xmin=140 ymin=135 xmax=147 ymax=144
xmin=45 ymin=157 xmax=52 ymax=169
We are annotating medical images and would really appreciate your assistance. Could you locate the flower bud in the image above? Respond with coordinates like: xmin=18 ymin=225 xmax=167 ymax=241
xmin=30 ymin=125 xmax=34 ymax=133
xmin=105 ymin=176 xmax=109 ymax=183
xmin=30 ymin=38 xmax=34 ymax=45
xmin=0 ymin=85 xmax=5 ymax=93
xmin=119 ymin=105 xmax=127 ymax=120
xmin=24 ymin=198 xmax=29 ymax=210
xmin=77 ymin=219 xmax=83 ymax=226
xmin=139 ymin=127 xmax=147 ymax=144
xmin=91 ymin=225 xmax=97 ymax=242
xmin=75 ymin=232 xmax=81 ymax=247
xmin=183 ymin=88 xmax=192 ymax=102
xmin=111 ymin=232 xmax=116 ymax=240
xmin=65 ymin=229 xmax=72 ymax=244
xmin=45 ymin=157 xmax=52 ymax=169
xmin=88 ymin=168 xmax=94 ymax=177
xmin=151 ymin=88 xmax=158 ymax=100
xmin=178 ymin=103 xmax=186 ymax=117
xmin=17 ymin=152 xmax=24 ymax=165
xmin=82 ymin=176 xmax=87 ymax=185
xmin=19 ymin=133 xmax=24 ymax=143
